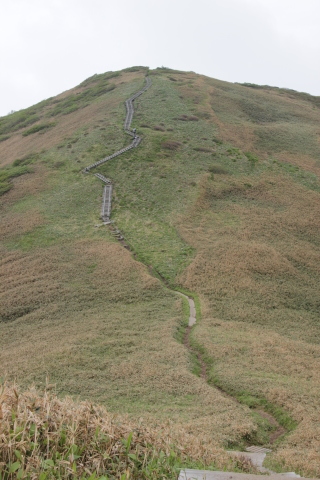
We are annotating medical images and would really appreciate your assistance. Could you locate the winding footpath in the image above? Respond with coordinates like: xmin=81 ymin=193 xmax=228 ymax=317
xmin=83 ymin=77 xmax=303 ymax=479
xmin=84 ymin=76 xmax=151 ymax=222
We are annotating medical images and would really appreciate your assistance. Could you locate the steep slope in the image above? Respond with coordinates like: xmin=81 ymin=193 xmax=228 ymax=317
xmin=1 ymin=67 xmax=320 ymax=477
xmin=0 ymin=68 xmax=255 ymax=455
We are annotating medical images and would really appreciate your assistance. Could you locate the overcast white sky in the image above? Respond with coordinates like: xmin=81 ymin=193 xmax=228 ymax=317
xmin=1 ymin=0 xmax=319 ymax=117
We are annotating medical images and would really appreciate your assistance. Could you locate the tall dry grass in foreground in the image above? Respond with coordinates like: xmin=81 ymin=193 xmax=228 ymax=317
xmin=0 ymin=383 xmax=255 ymax=480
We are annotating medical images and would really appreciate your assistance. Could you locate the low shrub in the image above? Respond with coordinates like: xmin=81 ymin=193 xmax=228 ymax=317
xmin=244 ymin=151 xmax=259 ymax=165
xmin=22 ymin=122 xmax=56 ymax=136
xmin=13 ymin=152 xmax=39 ymax=167
xmin=161 ymin=140 xmax=182 ymax=150
xmin=0 ymin=134 xmax=10 ymax=142
xmin=208 ymin=165 xmax=229 ymax=174
xmin=0 ymin=109 xmax=40 ymax=136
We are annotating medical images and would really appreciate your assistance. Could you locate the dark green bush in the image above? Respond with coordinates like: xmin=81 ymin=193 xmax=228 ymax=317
xmin=13 ymin=152 xmax=39 ymax=166
xmin=22 ymin=122 xmax=56 ymax=136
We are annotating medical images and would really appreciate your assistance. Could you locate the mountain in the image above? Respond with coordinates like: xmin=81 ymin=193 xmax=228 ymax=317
xmin=1 ymin=66 xmax=320 ymax=478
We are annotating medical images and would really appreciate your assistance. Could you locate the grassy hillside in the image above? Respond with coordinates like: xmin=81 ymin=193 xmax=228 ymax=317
xmin=1 ymin=66 xmax=320 ymax=477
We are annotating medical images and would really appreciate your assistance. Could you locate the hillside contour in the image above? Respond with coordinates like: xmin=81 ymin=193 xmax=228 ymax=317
xmin=1 ymin=67 xmax=320 ymax=478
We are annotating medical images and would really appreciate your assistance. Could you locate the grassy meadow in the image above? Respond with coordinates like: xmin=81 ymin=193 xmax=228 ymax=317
xmin=1 ymin=66 xmax=320 ymax=477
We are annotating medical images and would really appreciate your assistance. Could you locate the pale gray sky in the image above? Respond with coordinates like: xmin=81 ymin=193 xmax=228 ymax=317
xmin=1 ymin=0 xmax=319 ymax=117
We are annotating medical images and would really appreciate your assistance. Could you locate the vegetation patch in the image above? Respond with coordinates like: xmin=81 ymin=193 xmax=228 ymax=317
xmin=0 ymin=163 xmax=32 ymax=195
xmin=244 ymin=151 xmax=259 ymax=165
xmin=208 ymin=165 xmax=230 ymax=175
xmin=175 ymin=114 xmax=199 ymax=121
xmin=22 ymin=122 xmax=56 ymax=136
xmin=0 ymin=134 xmax=10 ymax=142
xmin=0 ymin=109 xmax=40 ymax=136
xmin=12 ymin=153 xmax=39 ymax=167
xmin=48 ymin=84 xmax=117 ymax=117
xmin=79 ymin=71 xmax=121 ymax=87
xmin=161 ymin=140 xmax=181 ymax=150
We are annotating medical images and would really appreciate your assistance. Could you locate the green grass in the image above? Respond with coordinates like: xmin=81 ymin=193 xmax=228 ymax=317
xmin=0 ymin=164 xmax=32 ymax=195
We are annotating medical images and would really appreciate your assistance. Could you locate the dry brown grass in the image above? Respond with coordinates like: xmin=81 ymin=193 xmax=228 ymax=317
xmin=0 ymin=164 xmax=50 ymax=206
xmin=0 ymin=382 xmax=250 ymax=478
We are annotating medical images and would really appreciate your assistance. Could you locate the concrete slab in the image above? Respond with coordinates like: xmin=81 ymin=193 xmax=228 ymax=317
xmin=178 ymin=469 xmax=310 ymax=480
xmin=177 ymin=292 xmax=197 ymax=326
